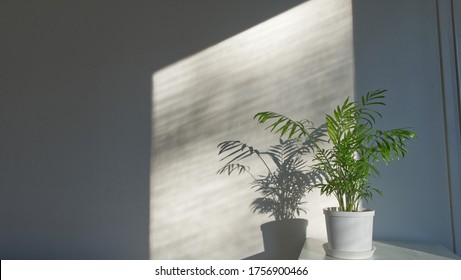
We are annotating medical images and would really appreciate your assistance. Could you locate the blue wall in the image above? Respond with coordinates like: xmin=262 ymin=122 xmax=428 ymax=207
xmin=353 ymin=0 xmax=461 ymax=255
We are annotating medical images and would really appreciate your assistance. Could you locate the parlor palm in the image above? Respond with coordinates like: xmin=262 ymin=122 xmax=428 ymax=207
xmin=254 ymin=90 xmax=416 ymax=212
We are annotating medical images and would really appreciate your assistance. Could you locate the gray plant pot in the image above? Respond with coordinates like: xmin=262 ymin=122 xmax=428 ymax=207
xmin=260 ymin=218 xmax=308 ymax=260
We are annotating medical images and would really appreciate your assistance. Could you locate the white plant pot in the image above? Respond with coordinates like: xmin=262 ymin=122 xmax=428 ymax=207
xmin=323 ymin=207 xmax=376 ymax=259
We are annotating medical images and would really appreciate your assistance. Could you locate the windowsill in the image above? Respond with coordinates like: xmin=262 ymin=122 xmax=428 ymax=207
xmin=299 ymin=238 xmax=460 ymax=260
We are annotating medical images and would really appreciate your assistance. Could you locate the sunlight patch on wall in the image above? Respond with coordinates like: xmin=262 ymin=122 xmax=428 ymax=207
xmin=151 ymin=0 xmax=354 ymax=259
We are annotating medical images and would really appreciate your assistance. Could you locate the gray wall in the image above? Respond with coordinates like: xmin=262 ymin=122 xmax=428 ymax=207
xmin=1 ymin=0 xmax=459 ymax=259
xmin=0 ymin=0 xmax=306 ymax=259
xmin=354 ymin=0 xmax=461 ymax=255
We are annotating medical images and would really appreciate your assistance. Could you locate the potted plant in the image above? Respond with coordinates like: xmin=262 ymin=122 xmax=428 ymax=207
xmin=217 ymin=138 xmax=320 ymax=259
xmin=254 ymin=90 xmax=416 ymax=259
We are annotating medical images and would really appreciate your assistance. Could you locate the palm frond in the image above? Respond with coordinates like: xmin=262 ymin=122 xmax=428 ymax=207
xmin=253 ymin=111 xmax=314 ymax=139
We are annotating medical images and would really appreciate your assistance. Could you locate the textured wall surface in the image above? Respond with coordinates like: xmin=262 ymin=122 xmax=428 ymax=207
xmin=151 ymin=0 xmax=353 ymax=259
xmin=0 ymin=0 xmax=306 ymax=259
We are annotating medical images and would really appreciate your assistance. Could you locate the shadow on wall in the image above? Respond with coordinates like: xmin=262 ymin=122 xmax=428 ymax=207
xmin=151 ymin=0 xmax=354 ymax=259
xmin=217 ymin=137 xmax=326 ymax=260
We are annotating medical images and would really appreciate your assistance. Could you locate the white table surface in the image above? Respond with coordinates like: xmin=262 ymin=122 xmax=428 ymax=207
xmin=299 ymin=238 xmax=460 ymax=260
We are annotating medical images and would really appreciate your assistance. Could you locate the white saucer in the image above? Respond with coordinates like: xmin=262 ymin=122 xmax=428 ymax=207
xmin=323 ymin=243 xmax=376 ymax=259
